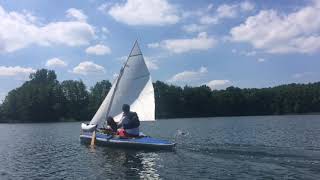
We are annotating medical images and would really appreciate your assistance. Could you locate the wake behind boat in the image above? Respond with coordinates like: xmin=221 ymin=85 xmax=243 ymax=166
xmin=80 ymin=41 xmax=175 ymax=150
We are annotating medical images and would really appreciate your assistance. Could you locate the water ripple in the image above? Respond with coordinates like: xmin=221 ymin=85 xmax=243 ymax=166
xmin=0 ymin=116 xmax=320 ymax=179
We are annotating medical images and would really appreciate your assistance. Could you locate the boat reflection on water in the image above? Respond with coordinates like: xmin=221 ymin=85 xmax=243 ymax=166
xmin=97 ymin=148 xmax=161 ymax=179
xmin=137 ymin=152 xmax=161 ymax=179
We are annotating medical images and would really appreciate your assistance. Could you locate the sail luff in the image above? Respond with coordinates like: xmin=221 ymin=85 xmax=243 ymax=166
xmin=104 ymin=71 xmax=120 ymax=121
xmin=105 ymin=40 xmax=139 ymax=119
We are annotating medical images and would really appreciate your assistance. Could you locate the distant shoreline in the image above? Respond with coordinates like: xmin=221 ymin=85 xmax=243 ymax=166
xmin=156 ymin=113 xmax=320 ymax=121
xmin=1 ymin=69 xmax=320 ymax=123
xmin=1 ymin=113 xmax=320 ymax=123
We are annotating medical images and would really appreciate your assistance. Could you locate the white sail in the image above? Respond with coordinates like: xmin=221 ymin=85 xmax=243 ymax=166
xmin=89 ymin=41 xmax=155 ymax=128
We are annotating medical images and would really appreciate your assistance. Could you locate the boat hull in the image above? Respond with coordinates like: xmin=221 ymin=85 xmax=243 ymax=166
xmin=80 ymin=132 xmax=175 ymax=150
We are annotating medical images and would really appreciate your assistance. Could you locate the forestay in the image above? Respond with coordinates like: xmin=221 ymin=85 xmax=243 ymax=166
xmin=89 ymin=41 xmax=155 ymax=128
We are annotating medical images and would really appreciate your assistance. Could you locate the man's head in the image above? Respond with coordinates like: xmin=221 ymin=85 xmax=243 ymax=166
xmin=122 ymin=104 xmax=130 ymax=113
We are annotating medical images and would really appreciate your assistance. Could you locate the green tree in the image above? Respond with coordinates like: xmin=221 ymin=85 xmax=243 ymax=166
xmin=61 ymin=80 xmax=89 ymax=121
xmin=182 ymin=85 xmax=212 ymax=117
xmin=88 ymin=80 xmax=112 ymax=118
xmin=0 ymin=69 xmax=65 ymax=122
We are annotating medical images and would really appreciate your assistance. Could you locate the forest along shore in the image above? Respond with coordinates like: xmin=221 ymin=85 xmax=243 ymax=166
xmin=0 ymin=69 xmax=320 ymax=123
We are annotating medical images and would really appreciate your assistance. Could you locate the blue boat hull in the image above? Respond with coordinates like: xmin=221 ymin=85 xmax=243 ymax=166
xmin=80 ymin=132 xmax=175 ymax=150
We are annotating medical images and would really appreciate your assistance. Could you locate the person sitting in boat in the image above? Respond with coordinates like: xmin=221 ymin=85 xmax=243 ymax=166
xmin=100 ymin=116 xmax=118 ymax=135
xmin=117 ymin=104 xmax=140 ymax=137
xmin=107 ymin=116 xmax=118 ymax=133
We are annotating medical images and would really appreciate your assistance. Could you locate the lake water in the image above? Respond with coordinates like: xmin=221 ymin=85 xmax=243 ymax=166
xmin=0 ymin=115 xmax=320 ymax=179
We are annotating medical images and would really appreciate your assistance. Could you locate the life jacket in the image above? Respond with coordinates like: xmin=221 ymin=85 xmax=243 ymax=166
xmin=117 ymin=129 xmax=127 ymax=137
xmin=117 ymin=128 xmax=139 ymax=137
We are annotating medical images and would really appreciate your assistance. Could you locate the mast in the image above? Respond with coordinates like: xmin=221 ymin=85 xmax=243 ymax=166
xmin=105 ymin=40 xmax=139 ymax=119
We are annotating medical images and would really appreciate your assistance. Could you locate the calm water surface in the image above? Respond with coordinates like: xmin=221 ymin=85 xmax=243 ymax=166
xmin=0 ymin=115 xmax=320 ymax=179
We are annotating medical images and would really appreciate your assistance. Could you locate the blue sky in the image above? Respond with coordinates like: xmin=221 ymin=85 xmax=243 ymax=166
xmin=0 ymin=0 xmax=320 ymax=101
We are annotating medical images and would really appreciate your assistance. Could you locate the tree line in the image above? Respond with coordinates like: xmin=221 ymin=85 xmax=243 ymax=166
xmin=0 ymin=69 xmax=319 ymax=123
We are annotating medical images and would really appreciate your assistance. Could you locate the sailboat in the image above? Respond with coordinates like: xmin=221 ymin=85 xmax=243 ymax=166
xmin=80 ymin=41 xmax=175 ymax=150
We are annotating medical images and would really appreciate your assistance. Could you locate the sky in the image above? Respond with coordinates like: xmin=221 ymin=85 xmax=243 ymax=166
xmin=0 ymin=0 xmax=320 ymax=102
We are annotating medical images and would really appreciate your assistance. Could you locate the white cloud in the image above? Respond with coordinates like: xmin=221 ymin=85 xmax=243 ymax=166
xmin=40 ymin=21 xmax=95 ymax=47
xmin=0 ymin=66 xmax=35 ymax=77
xmin=257 ymin=58 xmax=265 ymax=62
xmin=240 ymin=1 xmax=255 ymax=12
xmin=147 ymin=43 xmax=160 ymax=48
xmin=245 ymin=51 xmax=256 ymax=56
xmin=146 ymin=60 xmax=159 ymax=70
xmin=168 ymin=66 xmax=208 ymax=83
xmin=239 ymin=50 xmax=256 ymax=56
xmin=182 ymin=3 xmax=213 ymax=19
xmin=113 ymin=73 xmax=119 ymax=79
xmin=206 ymin=80 xmax=231 ymax=90
xmin=45 ymin=58 xmax=68 ymax=68
xmin=292 ymin=72 xmax=314 ymax=79
xmin=108 ymin=0 xmax=180 ymax=26
xmin=101 ymin=27 xmax=110 ymax=34
xmin=85 ymin=44 xmax=111 ymax=55
xmin=100 ymin=27 xmax=110 ymax=40
xmin=182 ymin=24 xmax=207 ymax=33
xmin=0 ymin=92 xmax=7 ymax=102
xmin=117 ymin=56 xmax=128 ymax=63
xmin=199 ymin=15 xmax=218 ymax=25
xmin=293 ymin=73 xmax=303 ymax=78
xmin=0 ymin=5 xmax=95 ymax=53
xmin=149 ymin=32 xmax=216 ymax=53
xmin=72 ymin=61 xmax=105 ymax=75
xmin=216 ymin=4 xmax=238 ymax=18
xmin=230 ymin=2 xmax=320 ymax=54
xmin=200 ymin=2 xmax=254 ymax=25
xmin=232 ymin=49 xmax=257 ymax=56
xmin=207 ymin=4 xmax=214 ymax=11
xmin=66 ymin=8 xmax=87 ymax=22
xmin=98 ymin=2 xmax=113 ymax=13
xmin=144 ymin=56 xmax=159 ymax=70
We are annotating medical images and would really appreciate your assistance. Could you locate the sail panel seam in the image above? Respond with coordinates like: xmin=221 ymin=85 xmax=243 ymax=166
xmin=132 ymin=74 xmax=150 ymax=80
xmin=129 ymin=54 xmax=142 ymax=57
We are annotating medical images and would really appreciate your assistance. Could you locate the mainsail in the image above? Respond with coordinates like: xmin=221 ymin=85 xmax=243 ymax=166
xmin=89 ymin=41 xmax=155 ymax=128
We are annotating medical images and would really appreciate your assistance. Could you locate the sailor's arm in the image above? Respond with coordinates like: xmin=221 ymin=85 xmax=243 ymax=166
xmin=117 ymin=119 xmax=123 ymax=128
